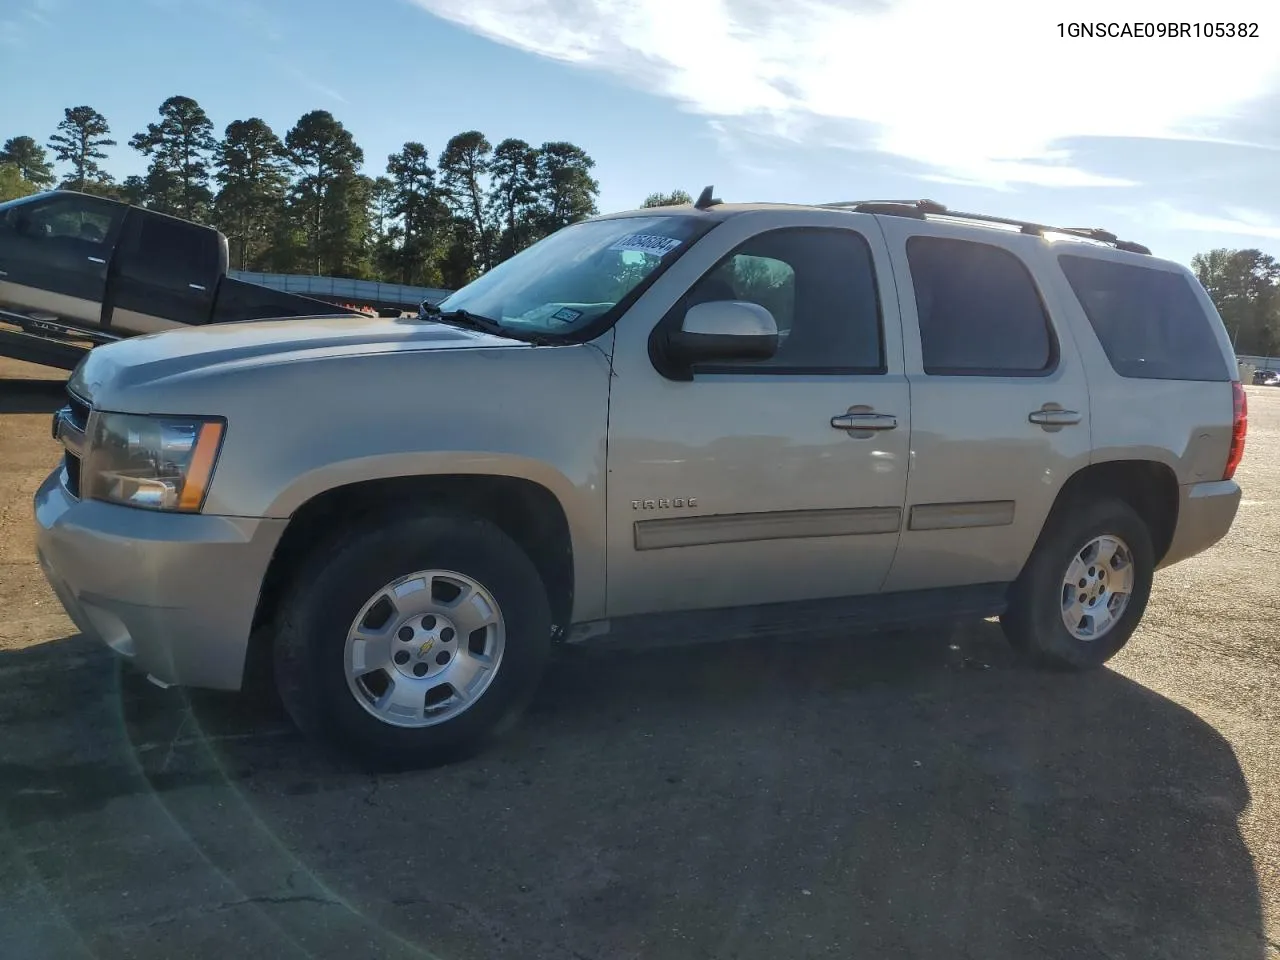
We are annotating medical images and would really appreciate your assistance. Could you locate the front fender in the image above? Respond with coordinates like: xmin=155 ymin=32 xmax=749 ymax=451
xmin=264 ymin=451 xmax=585 ymax=519
xmin=263 ymin=450 xmax=606 ymax=619
xmin=193 ymin=340 xmax=612 ymax=620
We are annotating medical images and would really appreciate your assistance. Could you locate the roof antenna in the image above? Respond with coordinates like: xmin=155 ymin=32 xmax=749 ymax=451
xmin=694 ymin=185 xmax=721 ymax=210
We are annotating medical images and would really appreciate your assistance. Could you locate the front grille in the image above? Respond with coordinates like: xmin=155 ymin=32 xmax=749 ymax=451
xmin=67 ymin=390 xmax=91 ymax=428
xmin=64 ymin=452 xmax=81 ymax=498
xmin=59 ymin=387 xmax=90 ymax=500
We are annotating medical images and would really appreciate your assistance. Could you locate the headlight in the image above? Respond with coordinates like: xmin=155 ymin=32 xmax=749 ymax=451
xmin=83 ymin=413 xmax=225 ymax=512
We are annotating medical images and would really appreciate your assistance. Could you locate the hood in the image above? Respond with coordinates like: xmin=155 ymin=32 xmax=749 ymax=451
xmin=70 ymin=313 xmax=524 ymax=400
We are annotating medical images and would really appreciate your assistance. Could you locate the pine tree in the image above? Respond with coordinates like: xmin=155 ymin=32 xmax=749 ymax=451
xmin=129 ymin=95 xmax=218 ymax=219
xmin=0 ymin=136 xmax=55 ymax=188
xmin=212 ymin=118 xmax=292 ymax=269
xmin=47 ymin=106 xmax=116 ymax=190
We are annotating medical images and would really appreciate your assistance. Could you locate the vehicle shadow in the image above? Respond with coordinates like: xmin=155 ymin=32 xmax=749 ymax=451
xmin=0 ymin=623 xmax=1266 ymax=960
xmin=0 ymin=376 xmax=67 ymax=414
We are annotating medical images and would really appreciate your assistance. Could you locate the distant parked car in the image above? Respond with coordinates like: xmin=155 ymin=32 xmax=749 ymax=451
xmin=1252 ymin=369 xmax=1280 ymax=386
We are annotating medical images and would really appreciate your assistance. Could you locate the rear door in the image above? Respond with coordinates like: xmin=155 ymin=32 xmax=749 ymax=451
xmin=106 ymin=210 xmax=225 ymax=333
xmin=876 ymin=217 xmax=1093 ymax=593
xmin=0 ymin=192 xmax=125 ymax=327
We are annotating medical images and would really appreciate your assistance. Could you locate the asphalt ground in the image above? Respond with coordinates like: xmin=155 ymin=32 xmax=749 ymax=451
xmin=1 ymin=355 xmax=1278 ymax=960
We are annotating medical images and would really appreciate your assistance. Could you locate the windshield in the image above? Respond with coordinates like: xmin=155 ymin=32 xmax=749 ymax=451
xmin=435 ymin=214 xmax=711 ymax=338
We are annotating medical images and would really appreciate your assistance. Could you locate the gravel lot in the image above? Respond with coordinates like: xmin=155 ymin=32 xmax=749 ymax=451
xmin=1 ymin=355 xmax=1278 ymax=960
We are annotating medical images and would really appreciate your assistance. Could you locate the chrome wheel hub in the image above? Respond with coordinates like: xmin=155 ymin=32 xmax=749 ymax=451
xmin=390 ymin=612 xmax=460 ymax=681
xmin=343 ymin=570 xmax=506 ymax=728
xmin=1060 ymin=534 xmax=1135 ymax=641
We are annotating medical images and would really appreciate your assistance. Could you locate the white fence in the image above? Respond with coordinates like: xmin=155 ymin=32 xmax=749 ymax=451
xmin=1238 ymin=354 xmax=1278 ymax=369
xmin=229 ymin=271 xmax=452 ymax=308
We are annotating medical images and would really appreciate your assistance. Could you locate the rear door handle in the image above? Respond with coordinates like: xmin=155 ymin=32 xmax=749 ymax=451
xmin=832 ymin=412 xmax=898 ymax=431
xmin=87 ymin=256 xmax=106 ymax=264
xmin=1028 ymin=408 xmax=1082 ymax=427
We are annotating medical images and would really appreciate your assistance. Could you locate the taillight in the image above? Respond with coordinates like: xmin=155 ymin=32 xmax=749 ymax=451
xmin=1224 ymin=381 xmax=1247 ymax=480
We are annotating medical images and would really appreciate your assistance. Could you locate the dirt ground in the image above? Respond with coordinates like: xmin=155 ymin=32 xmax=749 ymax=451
xmin=1 ymin=354 xmax=1278 ymax=959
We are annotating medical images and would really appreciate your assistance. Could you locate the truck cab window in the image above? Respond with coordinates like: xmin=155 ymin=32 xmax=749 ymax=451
xmin=12 ymin=196 xmax=116 ymax=247
xmin=116 ymin=214 xmax=218 ymax=293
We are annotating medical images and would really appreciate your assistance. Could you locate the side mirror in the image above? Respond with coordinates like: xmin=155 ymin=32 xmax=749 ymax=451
xmin=664 ymin=300 xmax=778 ymax=373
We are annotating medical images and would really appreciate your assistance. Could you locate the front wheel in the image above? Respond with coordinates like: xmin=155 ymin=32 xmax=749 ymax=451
xmin=273 ymin=511 xmax=553 ymax=768
xmin=1001 ymin=497 xmax=1155 ymax=670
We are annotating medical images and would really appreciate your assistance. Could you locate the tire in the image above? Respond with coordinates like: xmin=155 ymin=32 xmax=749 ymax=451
xmin=1001 ymin=497 xmax=1154 ymax=670
xmin=273 ymin=509 xmax=553 ymax=769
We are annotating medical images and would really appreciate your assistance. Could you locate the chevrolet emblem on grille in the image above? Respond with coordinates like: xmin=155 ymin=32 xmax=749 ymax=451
xmin=51 ymin=406 xmax=68 ymax=441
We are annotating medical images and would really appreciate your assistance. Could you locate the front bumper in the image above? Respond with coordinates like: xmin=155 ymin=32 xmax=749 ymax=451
xmin=34 ymin=470 xmax=287 ymax=690
xmin=1158 ymin=479 xmax=1242 ymax=570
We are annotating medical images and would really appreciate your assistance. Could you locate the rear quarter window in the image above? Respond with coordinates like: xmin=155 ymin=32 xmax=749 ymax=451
xmin=1057 ymin=255 xmax=1230 ymax=381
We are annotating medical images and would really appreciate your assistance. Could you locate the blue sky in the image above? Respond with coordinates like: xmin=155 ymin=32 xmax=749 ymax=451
xmin=2 ymin=0 xmax=1278 ymax=267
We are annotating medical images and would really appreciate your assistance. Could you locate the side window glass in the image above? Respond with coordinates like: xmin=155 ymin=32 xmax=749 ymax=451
xmin=127 ymin=216 xmax=213 ymax=289
xmin=17 ymin=196 xmax=115 ymax=246
xmin=687 ymin=227 xmax=884 ymax=373
xmin=1057 ymin=254 xmax=1230 ymax=381
xmin=907 ymin=236 xmax=1055 ymax=376
xmin=0 ymin=202 xmax=30 ymax=233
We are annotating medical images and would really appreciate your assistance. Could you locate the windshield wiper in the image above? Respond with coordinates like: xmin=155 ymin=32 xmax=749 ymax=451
xmin=422 ymin=305 xmax=556 ymax=346
xmin=422 ymin=306 xmax=506 ymax=336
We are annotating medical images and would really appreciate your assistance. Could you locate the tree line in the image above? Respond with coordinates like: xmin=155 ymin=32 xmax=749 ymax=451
xmin=1191 ymin=249 xmax=1280 ymax=357
xmin=5 ymin=102 xmax=1276 ymax=351
xmin=0 ymin=98 xmax=688 ymax=289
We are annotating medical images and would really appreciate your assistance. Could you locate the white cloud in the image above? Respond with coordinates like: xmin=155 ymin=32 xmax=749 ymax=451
xmin=283 ymin=66 xmax=349 ymax=105
xmin=410 ymin=0 xmax=1280 ymax=188
xmin=1149 ymin=202 xmax=1280 ymax=240
xmin=1 ymin=0 xmax=55 ymax=42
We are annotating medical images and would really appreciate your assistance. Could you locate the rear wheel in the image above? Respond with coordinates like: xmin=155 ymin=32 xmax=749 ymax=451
xmin=1001 ymin=497 xmax=1154 ymax=669
xmin=273 ymin=510 xmax=553 ymax=768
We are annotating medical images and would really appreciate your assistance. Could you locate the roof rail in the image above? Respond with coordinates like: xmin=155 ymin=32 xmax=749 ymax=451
xmin=818 ymin=199 xmax=1151 ymax=255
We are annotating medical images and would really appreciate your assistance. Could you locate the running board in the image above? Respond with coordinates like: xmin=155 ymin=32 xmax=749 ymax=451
xmin=0 ymin=308 xmax=120 ymax=345
xmin=568 ymin=582 xmax=1011 ymax=649
xmin=0 ymin=327 xmax=90 ymax=370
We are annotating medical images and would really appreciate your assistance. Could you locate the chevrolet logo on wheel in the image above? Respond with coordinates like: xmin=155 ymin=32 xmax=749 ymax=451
xmin=418 ymin=639 xmax=434 ymax=658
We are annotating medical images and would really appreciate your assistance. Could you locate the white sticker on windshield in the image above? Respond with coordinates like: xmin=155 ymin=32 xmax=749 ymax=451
xmin=608 ymin=233 xmax=683 ymax=257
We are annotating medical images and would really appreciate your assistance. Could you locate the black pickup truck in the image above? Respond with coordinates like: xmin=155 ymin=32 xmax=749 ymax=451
xmin=0 ymin=190 xmax=352 ymax=370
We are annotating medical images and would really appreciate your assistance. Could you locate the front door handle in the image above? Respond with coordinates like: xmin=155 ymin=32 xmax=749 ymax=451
xmin=1028 ymin=407 xmax=1082 ymax=427
xmin=87 ymin=256 xmax=106 ymax=264
xmin=832 ymin=412 xmax=898 ymax=431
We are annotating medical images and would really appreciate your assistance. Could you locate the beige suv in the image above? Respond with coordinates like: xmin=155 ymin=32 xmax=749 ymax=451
xmin=34 ymin=195 xmax=1247 ymax=766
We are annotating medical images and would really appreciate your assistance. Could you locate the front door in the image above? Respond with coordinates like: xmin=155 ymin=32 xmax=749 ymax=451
xmin=605 ymin=210 xmax=911 ymax=618
xmin=876 ymin=218 xmax=1093 ymax=593
xmin=0 ymin=192 xmax=123 ymax=327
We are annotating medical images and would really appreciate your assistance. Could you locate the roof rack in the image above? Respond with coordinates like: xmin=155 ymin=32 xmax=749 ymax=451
xmin=818 ymin=199 xmax=1151 ymax=255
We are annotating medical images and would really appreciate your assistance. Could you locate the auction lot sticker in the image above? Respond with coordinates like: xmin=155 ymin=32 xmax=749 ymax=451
xmin=609 ymin=234 xmax=683 ymax=257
